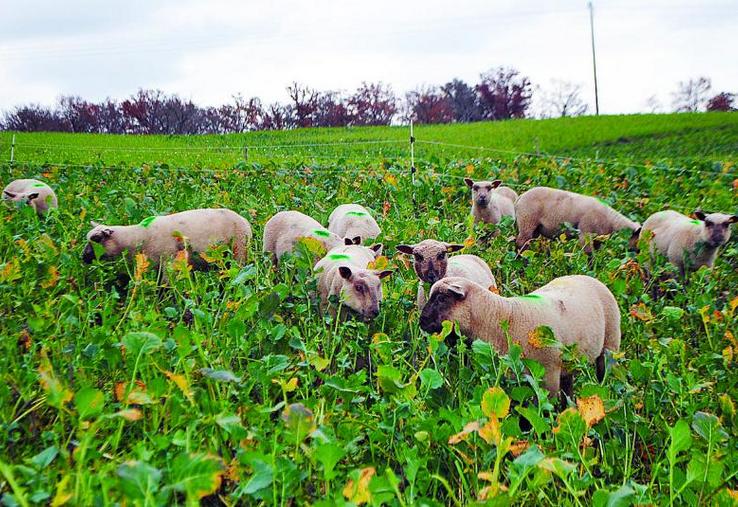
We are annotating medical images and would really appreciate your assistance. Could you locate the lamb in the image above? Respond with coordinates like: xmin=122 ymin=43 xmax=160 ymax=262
xmin=514 ymin=186 xmax=641 ymax=253
xmin=639 ymin=209 xmax=737 ymax=274
xmin=396 ymin=240 xmax=496 ymax=310
xmin=263 ymin=210 xmax=351 ymax=264
xmin=419 ymin=275 xmax=621 ymax=395
xmin=314 ymin=246 xmax=393 ymax=321
xmin=82 ymin=208 xmax=252 ymax=267
xmin=465 ymin=178 xmax=517 ymax=224
xmin=2 ymin=179 xmax=58 ymax=216
xmin=328 ymin=204 xmax=381 ymax=243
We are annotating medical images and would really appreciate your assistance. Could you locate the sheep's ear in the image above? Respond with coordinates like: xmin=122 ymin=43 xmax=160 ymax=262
xmin=338 ymin=266 xmax=353 ymax=280
xmin=344 ymin=237 xmax=353 ymax=245
xmin=370 ymin=243 xmax=383 ymax=255
xmin=490 ymin=180 xmax=502 ymax=189
xmin=447 ymin=284 xmax=466 ymax=299
xmin=3 ymin=190 xmax=16 ymax=198
xmin=730 ymin=215 xmax=738 ymax=224
xmin=446 ymin=243 xmax=465 ymax=253
xmin=464 ymin=178 xmax=474 ymax=188
xmin=694 ymin=209 xmax=706 ymax=221
xmin=395 ymin=244 xmax=414 ymax=255
xmin=376 ymin=270 xmax=394 ymax=279
xmin=351 ymin=236 xmax=361 ymax=245
xmin=90 ymin=220 xmax=100 ymax=228
xmin=26 ymin=192 xmax=39 ymax=201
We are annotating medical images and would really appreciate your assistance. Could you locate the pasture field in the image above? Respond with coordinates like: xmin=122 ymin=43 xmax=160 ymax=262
xmin=1 ymin=113 xmax=738 ymax=505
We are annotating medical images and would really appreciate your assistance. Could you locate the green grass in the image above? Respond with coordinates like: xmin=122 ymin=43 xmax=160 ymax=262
xmin=1 ymin=113 xmax=738 ymax=505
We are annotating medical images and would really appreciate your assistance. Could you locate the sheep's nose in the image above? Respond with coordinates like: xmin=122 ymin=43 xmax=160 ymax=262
xmin=364 ymin=308 xmax=379 ymax=321
xmin=82 ymin=244 xmax=95 ymax=264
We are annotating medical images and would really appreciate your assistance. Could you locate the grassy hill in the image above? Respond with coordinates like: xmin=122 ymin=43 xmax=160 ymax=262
xmin=1 ymin=113 xmax=737 ymax=505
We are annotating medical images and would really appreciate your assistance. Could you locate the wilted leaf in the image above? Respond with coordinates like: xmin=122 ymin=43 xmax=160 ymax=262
xmin=577 ymin=394 xmax=606 ymax=428
xmin=343 ymin=467 xmax=375 ymax=505
xmin=630 ymin=303 xmax=654 ymax=322
xmin=51 ymin=474 xmax=73 ymax=506
xmin=281 ymin=403 xmax=315 ymax=441
xmin=165 ymin=371 xmax=193 ymax=402
xmin=39 ymin=356 xmax=73 ymax=409
xmin=481 ymin=386 xmax=510 ymax=419
xmin=478 ymin=418 xmax=501 ymax=446
xmin=448 ymin=421 xmax=481 ymax=445
xmin=75 ymin=387 xmax=104 ymax=420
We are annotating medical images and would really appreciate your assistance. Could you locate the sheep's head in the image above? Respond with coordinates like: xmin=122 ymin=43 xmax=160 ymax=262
xmin=396 ymin=240 xmax=464 ymax=283
xmin=3 ymin=189 xmax=42 ymax=209
xmin=83 ymin=222 xmax=120 ymax=263
xmin=419 ymin=277 xmax=470 ymax=335
xmin=694 ymin=210 xmax=738 ymax=248
xmin=465 ymin=178 xmax=502 ymax=208
xmin=336 ymin=265 xmax=393 ymax=321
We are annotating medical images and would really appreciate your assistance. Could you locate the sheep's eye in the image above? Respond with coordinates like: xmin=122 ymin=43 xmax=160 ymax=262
xmin=472 ymin=185 xmax=479 ymax=191
xmin=355 ymin=284 xmax=365 ymax=294
xmin=705 ymin=220 xmax=713 ymax=226
xmin=415 ymin=253 xmax=424 ymax=261
xmin=436 ymin=252 xmax=446 ymax=260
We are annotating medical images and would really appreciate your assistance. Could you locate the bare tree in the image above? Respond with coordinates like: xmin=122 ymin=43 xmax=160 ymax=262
xmin=538 ymin=80 xmax=588 ymax=118
xmin=671 ymin=77 xmax=712 ymax=112
xmin=286 ymin=82 xmax=320 ymax=128
xmin=441 ymin=79 xmax=482 ymax=122
xmin=644 ymin=95 xmax=663 ymax=114
xmin=347 ymin=82 xmax=397 ymax=126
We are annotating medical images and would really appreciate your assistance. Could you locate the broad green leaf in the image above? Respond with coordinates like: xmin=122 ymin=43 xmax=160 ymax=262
xmin=167 ymin=453 xmax=223 ymax=500
xmin=313 ymin=443 xmax=345 ymax=481
xmin=419 ymin=368 xmax=444 ymax=390
xmin=117 ymin=461 xmax=162 ymax=502
xmin=481 ymin=386 xmax=510 ymax=419
xmin=30 ymin=446 xmax=58 ymax=469
xmin=75 ymin=387 xmax=104 ymax=420
xmin=122 ymin=332 xmax=162 ymax=357
xmin=592 ymin=484 xmax=635 ymax=507
xmin=668 ymin=420 xmax=692 ymax=463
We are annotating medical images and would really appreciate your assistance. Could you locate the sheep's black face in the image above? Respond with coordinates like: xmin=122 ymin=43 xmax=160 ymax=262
xmin=703 ymin=215 xmax=736 ymax=248
xmin=83 ymin=227 xmax=115 ymax=263
xmin=420 ymin=290 xmax=455 ymax=334
xmin=414 ymin=251 xmax=447 ymax=284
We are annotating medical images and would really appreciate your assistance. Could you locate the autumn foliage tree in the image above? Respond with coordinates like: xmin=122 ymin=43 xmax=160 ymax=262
xmin=706 ymin=92 xmax=736 ymax=112
xmin=404 ymin=86 xmax=454 ymax=124
xmin=476 ymin=67 xmax=532 ymax=120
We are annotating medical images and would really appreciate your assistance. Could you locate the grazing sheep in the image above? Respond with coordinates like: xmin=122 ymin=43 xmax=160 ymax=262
xmin=640 ymin=209 xmax=738 ymax=274
xmin=313 ymin=244 xmax=383 ymax=274
xmin=420 ymin=275 xmax=621 ymax=395
xmin=396 ymin=240 xmax=496 ymax=309
xmin=515 ymin=186 xmax=641 ymax=253
xmin=82 ymin=208 xmax=251 ymax=267
xmin=314 ymin=247 xmax=393 ymax=321
xmin=328 ymin=204 xmax=382 ymax=243
xmin=2 ymin=179 xmax=58 ymax=216
xmin=464 ymin=178 xmax=517 ymax=224
xmin=263 ymin=210 xmax=349 ymax=264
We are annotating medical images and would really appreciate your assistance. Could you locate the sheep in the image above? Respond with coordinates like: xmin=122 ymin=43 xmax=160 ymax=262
xmin=328 ymin=204 xmax=381 ymax=243
xmin=263 ymin=210 xmax=351 ymax=264
xmin=82 ymin=208 xmax=252 ymax=268
xmin=639 ymin=209 xmax=738 ymax=274
xmin=419 ymin=275 xmax=621 ymax=395
xmin=314 ymin=246 xmax=393 ymax=321
xmin=464 ymin=178 xmax=517 ymax=224
xmin=313 ymin=243 xmax=383 ymax=274
xmin=514 ymin=186 xmax=641 ymax=253
xmin=2 ymin=179 xmax=58 ymax=216
xmin=396 ymin=240 xmax=496 ymax=310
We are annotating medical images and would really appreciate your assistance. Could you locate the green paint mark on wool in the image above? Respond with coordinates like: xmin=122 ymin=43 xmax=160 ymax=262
xmin=346 ymin=211 xmax=368 ymax=217
xmin=689 ymin=219 xmax=702 ymax=225
xmin=32 ymin=183 xmax=47 ymax=188
xmin=596 ymin=198 xmax=609 ymax=206
xmin=139 ymin=216 xmax=157 ymax=228
xmin=517 ymin=294 xmax=545 ymax=301
xmin=313 ymin=229 xmax=330 ymax=238
xmin=328 ymin=253 xmax=351 ymax=261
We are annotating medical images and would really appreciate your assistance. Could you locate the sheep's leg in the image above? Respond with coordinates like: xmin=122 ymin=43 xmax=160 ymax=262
xmin=515 ymin=226 xmax=536 ymax=252
xmin=543 ymin=366 xmax=561 ymax=394
xmin=559 ymin=371 xmax=574 ymax=409
xmin=596 ymin=353 xmax=606 ymax=382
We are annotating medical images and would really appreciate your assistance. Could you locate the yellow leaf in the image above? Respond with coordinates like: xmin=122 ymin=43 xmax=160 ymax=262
xmin=463 ymin=236 xmax=475 ymax=249
xmin=726 ymin=331 xmax=738 ymax=348
xmin=116 ymin=408 xmax=143 ymax=421
xmin=0 ymin=259 xmax=21 ymax=283
xmin=727 ymin=489 xmax=738 ymax=500
xmin=577 ymin=394 xmax=606 ymax=428
xmin=41 ymin=265 xmax=59 ymax=289
xmin=509 ymin=440 xmax=530 ymax=457
xmin=284 ymin=377 xmax=299 ymax=392
xmin=723 ymin=346 xmax=734 ymax=365
xmin=730 ymin=296 xmax=738 ymax=314
xmin=478 ymin=471 xmax=495 ymax=482
xmin=134 ymin=252 xmax=150 ymax=282
xmin=166 ymin=371 xmax=194 ymax=402
xmin=51 ymin=475 xmax=73 ymax=506
xmin=448 ymin=421 xmax=480 ymax=445
xmin=699 ymin=305 xmax=711 ymax=324
xmin=465 ymin=164 xmax=475 ymax=175
xmin=384 ymin=173 xmax=398 ymax=187
xmin=367 ymin=255 xmax=388 ymax=270
xmin=478 ymin=418 xmax=501 ymax=446
xmin=38 ymin=356 xmax=73 ymax=409
xmin=343 ymin=467 xmax=375 ymax=505
xmin=298 ymin=236 xmax=326 ymax=256
xmin=630 ymin=302 xmax=654 ymax=322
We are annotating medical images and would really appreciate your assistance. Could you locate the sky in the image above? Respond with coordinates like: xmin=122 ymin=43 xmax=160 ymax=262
xmin=1 ymin=0 xmax=736 ymax=115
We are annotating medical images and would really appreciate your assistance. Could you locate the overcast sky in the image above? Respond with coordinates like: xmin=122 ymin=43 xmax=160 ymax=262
xmin=1 ymin=0 xmax=736 ymax=115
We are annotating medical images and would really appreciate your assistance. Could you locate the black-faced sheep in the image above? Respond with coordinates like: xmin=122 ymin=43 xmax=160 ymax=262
xmin=419 ymin=275 xmax=621 ymax=395
xmin=640 ymin=209 xmax=737 ymax=274
xmin=3 ymin=179 xmax=58 ymax=216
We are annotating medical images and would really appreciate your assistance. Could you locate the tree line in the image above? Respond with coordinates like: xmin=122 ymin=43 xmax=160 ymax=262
xmin=2 ymin=66 xmax=734 ymax=134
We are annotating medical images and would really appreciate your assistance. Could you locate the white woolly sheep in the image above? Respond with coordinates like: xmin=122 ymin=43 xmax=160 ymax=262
xmin=464 ymin=178 xmax=517 ymax=224
xmin=420 ymin=275 xmax=621 ymax=395
xmin=640 ymin=209 xmax=738 ymax=274
xmin=328 ymin=204 xmax=381 ymax=243
xmin=313 ymin=243 xmax=383 ymax=274
xmin=515 ymin=186 xmax=641 ymax=253
xmin=82 ymin=208 xmax=252 ymax=267
xmin=314 ymin=246 xmax=393 ymax=321
xmin=396 ymin=240 xmax=496 ymax=310
xmin=3 ymin=179 xmax=58 ymax=216
xmin=263 ymin=210 xmax=351 ymax=264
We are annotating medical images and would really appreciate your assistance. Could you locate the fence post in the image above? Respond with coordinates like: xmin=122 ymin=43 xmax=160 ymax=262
xmin=409 ymin=120 xmax=416 ymax=184
xmin=10 ymin=134 xmax=16 ymax=164
xmin=243 ymin=145 xmax=248 ymax=162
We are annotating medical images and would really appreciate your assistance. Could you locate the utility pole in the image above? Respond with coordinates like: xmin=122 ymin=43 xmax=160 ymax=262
xmin=588 ymin=1 xmax=600 ymax=115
